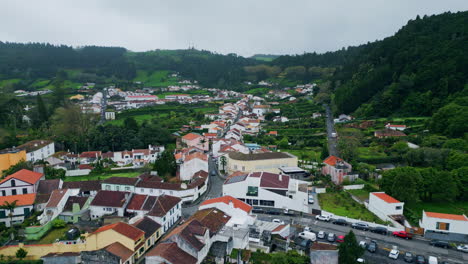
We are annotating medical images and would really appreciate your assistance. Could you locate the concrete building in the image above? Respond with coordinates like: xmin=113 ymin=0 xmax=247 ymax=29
xmin=0 ymin=169 xmax=44 ymax=196
xmin=179 ymin=152 xmax=208 ymax=181
xmin=309 ymin=242 xmax=338 ymax=264
xmin=226 ymin=152 xmax=298 ymax=175
xmin=17 ymin=140 xmax=55 ymax=162
xmin=420 ymin=211 xmax=468 ymax=242
xmin=321 ymin=156 xmax=355 ymax=185
xmin=368 ymin=192 xmax=404 ymax=223
xmin=0 ymin=148 xmax=26 ymax=172
xmin=0 ymin=193 xmax=35 ymax=227
xmin=199 ymin=195 xmax=256 ymax=228
xmin=223 ymin=172 xmax=310 ymax=213
xmin=89 ymin=191 xmax=132 ymax=219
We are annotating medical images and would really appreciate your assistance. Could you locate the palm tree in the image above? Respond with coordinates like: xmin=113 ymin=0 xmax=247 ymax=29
xmin=0 ymin=200 xmax=18 ymax=227
xmin=220 ymin=156 xmax=227 ymax=172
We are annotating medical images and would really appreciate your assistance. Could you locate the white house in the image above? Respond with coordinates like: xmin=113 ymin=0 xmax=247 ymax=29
xmin=39 ymin=188 xmax=79 ymax=225
xmin=368 ymin=192 xmax=404 ymax=223
xmin=89 ymin=190 xmax=132 ymax=219
xmin=17 ymin=140 xmax=55 ymax=162
xmin=0 ymin=169 xmax=44 ymax=197
xmin=322 ymin=156 xmax=356 ymax=185
xmin=252 ymin=105 xmax=270 ymax=116
xmin=0 ymin=194 xmax=35 ymax=227
xmin=222 ymin=172 xmax=310 ymax=213
xmin=101 ymin=177 xmax=139 ymax=192
xmin=199 ymin=195 xmax=256 ymax=228
xmin=385 ymin=123 xmax=406 ymax=131
xmin=178 ymin=152 xmax=208 ymax=181
xmin=420 ymin=211 xmax=468 ymax=236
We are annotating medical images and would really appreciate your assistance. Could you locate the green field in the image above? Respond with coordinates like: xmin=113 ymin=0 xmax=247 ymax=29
xmin=0 ymin=78 xmax=21 ymax=88
xmin=31 ymin=226 xmax=70 ymax=244
xmin=318 ymin=192 xmax=384 ymax=223
xmin=133 ymin=70 xmax=179 ymax=87
xmin=347 ymin=189 xmax=371 ymax=202
xmin=64 ymin=170 xmax=141 ymax=182
xmin=357 ymin=147 xmax=387 ymax=159
xmin=245 ymin=87 xmax=270 ymax=95
xmin=282 ymin=148 xmax=320 ymax=161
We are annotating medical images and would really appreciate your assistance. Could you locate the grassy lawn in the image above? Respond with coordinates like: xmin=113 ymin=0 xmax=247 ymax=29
xmin=108 ymin=113 xmax=169 ymax=126
xmin=318 ymin=192 xmax=384 ymax=224
xmin=64 ymin=170 xmax=141 ymax=182
xmin=282 ymin=149 xmax=320 ymax=161
xmin=0 ymin=78 xmax=21 ymax=87
xmin=358 ymin=147 xmax=387 ymax=159
xmin=347 ymin=189 xmax=370 ymax=202
xmin=133 ymin=70 xmax=179 ymax=87
xmin=31 ymin=226 xmax=69 ymax=244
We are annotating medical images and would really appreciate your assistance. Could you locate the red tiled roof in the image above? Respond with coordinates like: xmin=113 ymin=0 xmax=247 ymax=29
xmin=386 ymin=124 xmax=406 ymax=128
xmin=92 ymin=222 xmax=144 ymax=241
xmin=323 ymin=155 xmax=343 ymax=166
xmin=102 ymin=177 xmax=139 ymax=186
xmin=146 ymin=242 xmax=197 ymax=264
xmin=1 ymin=169 xmax=43 ymax=185
xmin=126 ymin=194 xmax=148 ymax=210
xmin=46 ymin=189 xmax=68 ymax=208
xmin=272 ymin=224 xmax=287 ymax=232
xmin=268 ymin=131 xmax=278 ymax=135
xmin=259 ymin=172 xmax=289 ymax=189
xmin=148 ymin=195 xmax=181 ymax=217
xmin=184 ymin=152 xmax=208 ymax=162
xmin=0 ymin=193 xmax=36 ymax=206
xmin=200 ymin=195 xmax=252 ymax=213
xmin=425 ymin=212 xmax=468 ymax=221
xmin=372 ymin=192 xmax=401 ymax=204
xmin=79 ymin=151 xmax=101 ymax=158
xmin=90 ymin=190 xmax=130 ymax=208
xmin=105 ymin=242 xmax=133 ymax=262
xmin=182 ymin=133 xmax=201 ymax=141
xmin=78 ymin=164 xmax=94 ymax=170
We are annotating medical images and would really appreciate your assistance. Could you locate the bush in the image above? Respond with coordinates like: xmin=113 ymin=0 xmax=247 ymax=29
xmin=52 ymin=219 xmax=66 ymax=229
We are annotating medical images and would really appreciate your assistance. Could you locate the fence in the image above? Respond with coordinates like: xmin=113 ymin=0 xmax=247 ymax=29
xmin=24 ymin=218 xmax=54 ymax=240
xmin=315 ymin=188 xmax=326 ymax=194
xmin=319 ymin=209 xmax=403 ymax=232
xmin=65 ymin=169 xmax=91 ymax=176
xmin=342 ymin=184 xmax=365 ymax=190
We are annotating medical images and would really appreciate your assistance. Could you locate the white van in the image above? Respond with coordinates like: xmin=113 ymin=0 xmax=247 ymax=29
xmin=428 ymin=256 xmax=438 ymax=264
xmin=299 ymin=231 xmax=316 ymax=242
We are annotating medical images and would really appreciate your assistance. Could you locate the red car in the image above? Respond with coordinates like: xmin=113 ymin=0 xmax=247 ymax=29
xmin=392 ymin=231 xmax=413 ymax=239
xmin=336 ymin=235 xmax=345 ymax=243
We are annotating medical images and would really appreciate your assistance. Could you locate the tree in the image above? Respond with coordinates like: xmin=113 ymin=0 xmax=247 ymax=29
xmin=153 ymin=150 xmax=176 ymax=179
xmin=320 ymin=142 xmax=329 ymax=160
xmin=219 ymin=156 xmax=227 ymax=172
xmin=0 ymin=201 xmax=18 ymax=226
xmin=338 ymin=136 xmax=360 ymax=161
xmin=380 ymin=167 xmax=422 ymax=202
xmin=338 ymin=230 xmax=364 ymax=264
xmin=15 ymin=248 xmax=27 ymax=260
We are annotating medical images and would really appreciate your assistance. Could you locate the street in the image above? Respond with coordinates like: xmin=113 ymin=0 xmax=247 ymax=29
xmin=324 ymin=104 xmax=338 ymax=156
xmin=256 ymin=213 xmax=467 ymax=263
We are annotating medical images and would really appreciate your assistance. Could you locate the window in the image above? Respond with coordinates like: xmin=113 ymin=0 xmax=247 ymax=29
xmin=12 ymin=189 xmax=17 ymax=195
xmin=141 ymin=188 xmax=144 ymax=192
xmin=0 ymin=210 xmax=6 ymax=218
xmin=105 ymin=185 xmax=111 ymax=190
xmin=147 ymin=240 xmax=151 ymax=246
xmin=115 ymin=186 xmax=120 ymax=191
xmin=260 ymin=200 xmax=275 ymax=207
xmin=247 ymin=186 xmax=258 ymax=196
xmin=163 ymin=216 xmax=166 ymax=222
xmin=436 ymin=222 xmax=450 ymax=231
xmin=150 ymin=189 xmax=153 ymax=193
xmin=10 ymin=180 xmax=15 ymax=187
xmin=396 ymin=206 xmax=402 ymax=210
xmin=125 ymin=187 xmax=130 ymax=191
xmin=253 ymin=199 xmax=259 ymax=205
xmin=24 ymin=208 xmax=30 ymax=216
xmin=22 ymin=188 xmax=27 ymax=194
xmin=234 ymin=165 xmax=238 ymax=170
xmin=242 ymin=166 xmax=245 ymax=171
xmin=1 ymin=190 xmax=5 ymax=196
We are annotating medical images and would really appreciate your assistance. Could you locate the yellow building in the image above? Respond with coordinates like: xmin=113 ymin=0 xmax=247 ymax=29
xmin=0 ymin=218 xmax=163 ymax=262
xmin=0 ymin=149 xmax=26 ymax=172
xmin=226 ymin=152 xmax=298 ymax=174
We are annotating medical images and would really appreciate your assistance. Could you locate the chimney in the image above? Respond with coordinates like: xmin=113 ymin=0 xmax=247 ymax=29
xmin=229 ymin=200 xmax=234 ymax=208
xmin=279 ymin=174 xmax=282 ymax=181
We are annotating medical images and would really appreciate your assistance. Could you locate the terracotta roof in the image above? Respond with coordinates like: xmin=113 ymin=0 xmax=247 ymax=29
xmin=268 ymin=131 xmax=278 ymax=135
xmin=46 ymin=189 xmax=68 ymax=208
xmin=323 ymin=155 xmax=345 ymax=166
xmin=386 ymin=124 xmax=406 ymax=128
xmin=127 ymin=194 xmax=148 ymax=210
xmin=132 ymin=217 xmax=161 ymax=238
xmin=148 ymin=195 xmax=181 ymax=217
xmin=372 ymin=192 xmax=401 ymax=204
xmin=78 ymin=164 xmax=94 ymax=170
xmin=90 ymin=190 xmax=130 ymax=208
xmin=102 ymin=177 xmax=139 ymax=186
xmin=63 ymin=196 xmax=89 ymax=211
xmin=201 ymin=195 xmax=252 ymax=213
xmin=17 ymin=140 xmax=53 ymax=153
xmin=35 ymin=193 xmax=52 ymax=204
xmin=184 ymin=152 xmax=208 ymax=162
xmin=0 ymin=193 xmax=36 ymax=206
xmin=37 ymin=179 xmax=61 ymax=195
xmin=104 ymin=242 xmax=133 ymax=262
xmin=92 ymin=222 xmax=144 ymax=241
xmin=191 ymin=208 xmax=231 ymax=236
xmin=79 ymin=151 xmax=101 ymax=158
xmin=260 ymin=172 xmax=290 ymax=189
xmin=101 ymin=151 xmax=114 ymax=159
xmin=165 ymin=220 xmax=207 ymax=250
xmin=1 ymin=169 xmax=43 ymax=185
xmin=182 ymin=133 xmax=201 ymax=141
xmin=425 ymin=212 xmax=468 ymax=221
xmin=272 ymin=224 xmax=287 ymax=232
xmin=63 ymin=180 xmax=101 ymax=191
xmin=146 ymin=242 xmax=197 ymax=264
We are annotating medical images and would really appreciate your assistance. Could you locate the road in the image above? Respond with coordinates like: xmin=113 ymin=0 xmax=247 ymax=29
xmin=324 ymin=104 xmax=338 ymax=156
xmin=256 ymin=214 xmax=467 ymax=264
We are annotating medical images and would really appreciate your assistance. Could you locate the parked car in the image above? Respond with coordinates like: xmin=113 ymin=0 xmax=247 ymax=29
xmin=304 ymin=226 xmax=311 ymax=232
xmin=351 ymin=222 xmax=370 ymax=231
xmin=370 ymin=226 xmax=388 ymax=235
xmin=317 ymin=231 xmax=326 ymax=239
xmin=336 ymin=235 xmax=345 ymax=243
xmin=388 ymin=248 xmax=399 ymax=260
xmin=284 ymin=209 xmax=295 ymax=216
xmin=332 ymin=218 xmax=348 ymax=226
xmin=416 ymin=255 xmax=426 ymax=264
xmin=367 ymin=240 xmax=377 ymax=253
xmin=252 ymin=208 xmax=264 ymax=214
xmin=429 ymin=240 xmax=450 ymax=249
xmin=299 ymin=231 xmax=316 ymax=242
xmin=456 ymin=244 xmax=468 ymax=253
xmin=316 ymin=214 xmax=331 ymax=222
xmin=308 ymin=195 xmax=315 ymax=204
xmin=393 ymin=231 xmax=413 ymax=239
xmin=357 ymin=258 xmax=366 ymax=263
xmin=266 ymin=210 xmax=281 ymax=215
xmin=359 ymin=241 xmax=367 ymax=249
xmin=428 ymin=256 xmax=438 ymax=264
xmin=327 ymin=233 xmax=336 ymax=242
xmin=272 ymin=219 xmax=285 ymax=224
xmin=210 ymin=170 xmax=217 ymax=176
xmin=404 ymin=252 xmax=414 ymax=263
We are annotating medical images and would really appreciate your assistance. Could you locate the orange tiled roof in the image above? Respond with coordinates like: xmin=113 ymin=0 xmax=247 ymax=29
xmin=323 ymin=155 xmax=343 ymax=166
xmin=92 ymin=222 xmax=145 ymax=241
xmin=184 ymin=152 xmax=208 ymax=162
xmin=0 ymin=193 xmax=36 ymax=206
xmin=1 ymin=169 xmax=43 ymax=185
xmin=425 ymin=212 xmax=468 ymax=221
xmin=200 ymin=195 xmax=252 ymax=213
xmin=372 ymin=192 xmax=400 ymax=203
xmin=182 ymin=133 xmax=201 ymax=141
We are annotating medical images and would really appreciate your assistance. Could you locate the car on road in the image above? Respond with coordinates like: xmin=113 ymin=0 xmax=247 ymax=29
xmin=404 ymin=252 xmax=414 ymax=263
xmin=428 ymin=256 xmax=438 ymax=264
xmin=317 ymin=231 xmax=326 ymax=239
xmin=456 ymin=244 xmax=468 ymax=252
xmin=210 ymin=170 xmax=217 ymax=176
xmin=316 ymin=214 xmax=331 ymax=221
xmin=336 ymin=235 xmax=345 ymax=243
xmin=415 ymin=255 xmax=426 ymax=264
xmin=272 ymin=219 xmax=284 ymax=224
xmin=388 ymin=248 xmax=399 ymax=260
xmin=351 ymin=222 xmax=370 ymax=231
xmin=304 ymin=226 xmax=311 ymax=232
xmin=357 ymin=258 xmax=366 ymax=263
xmin=359 ymin=241 xmax=367 ymax=248
xmin=299 ymin=231 xmax=316 ymax=242
xmin=283 ymin=209 xmax=295 ymax=216
xmin=332 ymin=218 xmax=348 ymax=226
xmin=370 ymin=226 xmax=388 ymax=235
xmin=327 ymin=233 xmax=336 ymax=242
xmin=367 ymin=240 xmax=377 ymax=253
xmin=393 ymin=231 xmax=413 ymax=239
xmin=429 ymin=240 xmax=450 ymax=249
xmin=308 ymin=195 xmax=315 ymax=204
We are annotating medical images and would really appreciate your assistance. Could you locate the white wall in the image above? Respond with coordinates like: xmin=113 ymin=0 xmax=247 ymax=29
xmin=90 ymin=205 xmax=125 ymax=219
xmin=27 ymin=142 xmax=55 ymax=162
xmin=0 ymin=179 xmax=35 ymax=196
xmin=0 ymin=205 xmax=34 ymax=227
xmin=367 ymin=193 xmax=404 ymax=223
xmin=420 ymin=213 xmax=468 ymax=235
xmin=179 ymin=158 xmax=208 ymax=181
xmin=65 ymin=169 xmax=91 ymax=176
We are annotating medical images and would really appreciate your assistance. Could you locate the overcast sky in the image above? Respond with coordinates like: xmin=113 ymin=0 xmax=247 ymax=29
xmin=1 ymin=0 xmax=467 ymax=56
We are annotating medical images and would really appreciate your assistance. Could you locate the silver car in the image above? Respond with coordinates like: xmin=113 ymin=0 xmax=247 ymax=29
xmin=317 ymin=231 xmax=326 ymax=239
xmin=327 ymin=233 xmax=336 ymax=242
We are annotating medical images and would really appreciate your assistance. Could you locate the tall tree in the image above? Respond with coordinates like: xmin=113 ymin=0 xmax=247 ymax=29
xmin=338 ymin=231 xmax=364 ymax=264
